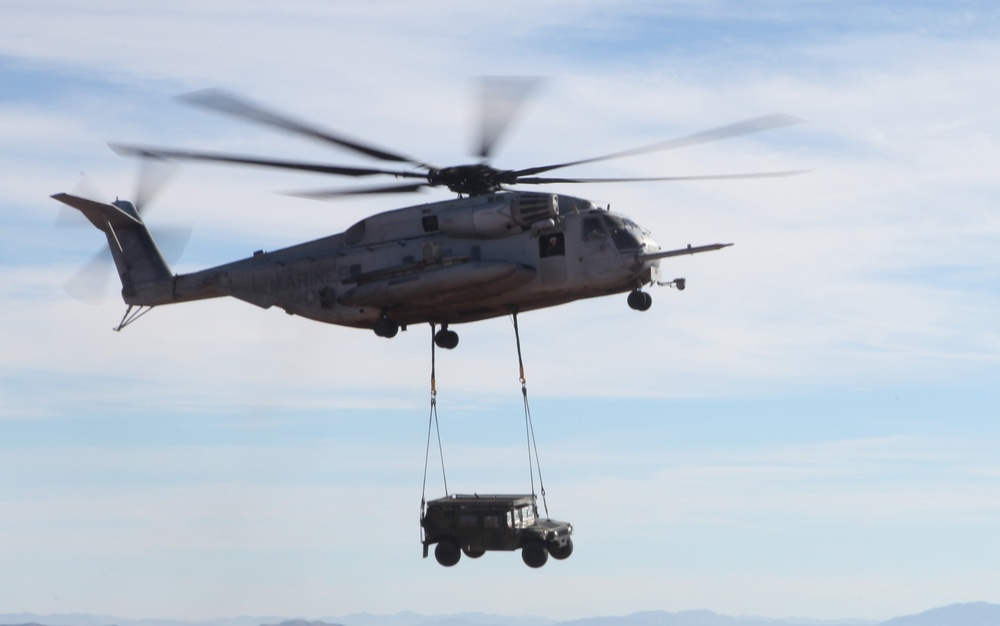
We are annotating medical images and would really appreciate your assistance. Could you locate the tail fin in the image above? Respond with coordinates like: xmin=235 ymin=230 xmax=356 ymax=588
xmin=51 ymin=193 xmax=171 ymax=303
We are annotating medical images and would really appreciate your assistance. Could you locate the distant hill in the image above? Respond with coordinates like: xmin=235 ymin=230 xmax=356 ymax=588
xmin=556 ymin=611 xmax=877 ymax=626
xmin=264 ymin=621 xmax=344 ymax=626
xmin=879 ymin=602 xmax=1000 ymax=626
xmin=0 ymin=616 xmax=286 ymax=626
xmin=320 ymin=612 xmax=555 ymax=626
xmin=3 ymin=604 xmax=999 ymax=626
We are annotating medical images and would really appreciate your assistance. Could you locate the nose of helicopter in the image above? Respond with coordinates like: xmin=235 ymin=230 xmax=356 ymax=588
xmin=637 ymin=236 xmax=662 ymax=284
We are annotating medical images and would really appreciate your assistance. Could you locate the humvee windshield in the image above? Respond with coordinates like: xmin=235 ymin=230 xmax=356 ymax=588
xmin=508 ymin=504 xmax=536 ymax=529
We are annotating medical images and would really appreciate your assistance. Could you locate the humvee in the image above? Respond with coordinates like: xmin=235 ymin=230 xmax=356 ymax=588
xmin=421 ymin=493 xmax=573 ymax=568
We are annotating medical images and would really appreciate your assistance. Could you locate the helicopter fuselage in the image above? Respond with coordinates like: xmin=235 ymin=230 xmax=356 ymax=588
xmin=148 ymin=191 xmax=663 ymax=332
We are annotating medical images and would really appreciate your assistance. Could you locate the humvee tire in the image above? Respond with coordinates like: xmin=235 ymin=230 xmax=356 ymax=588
xmin=435 ymin=539 xmax=461 ymax=566
xmin=521 ymin=540 xmax=548 ymax=568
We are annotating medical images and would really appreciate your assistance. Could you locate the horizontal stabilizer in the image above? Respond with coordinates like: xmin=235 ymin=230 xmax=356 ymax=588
xmin=50 ymin=193 xmax=141 ymax=232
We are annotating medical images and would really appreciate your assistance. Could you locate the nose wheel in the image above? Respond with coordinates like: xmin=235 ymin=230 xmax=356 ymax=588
xmin=434 ymin=324 xmax=459 ymax=349
xmin=627 ymin=289 xmax=653 ymax=311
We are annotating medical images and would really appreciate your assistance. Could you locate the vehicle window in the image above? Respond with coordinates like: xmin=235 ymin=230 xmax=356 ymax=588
xmin=459 ymin=514 xmax=478 ymax=528
xmin=520 ymin=506 xmax=536 ymax=526
xmin=484 ymin=515 xmax=500 ymax=528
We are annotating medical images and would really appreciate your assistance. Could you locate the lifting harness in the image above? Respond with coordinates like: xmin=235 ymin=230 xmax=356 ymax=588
xmin=419 ymin=311 xmax=550 ymax=523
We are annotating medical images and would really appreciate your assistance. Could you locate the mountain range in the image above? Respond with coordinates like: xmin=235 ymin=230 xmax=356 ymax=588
xmin=3 ymin=603 xmax=999 ymax=626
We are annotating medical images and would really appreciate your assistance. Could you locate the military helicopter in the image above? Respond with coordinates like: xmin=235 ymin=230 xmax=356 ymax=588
xmin=52 ymin=81 xmax=803 ymax=348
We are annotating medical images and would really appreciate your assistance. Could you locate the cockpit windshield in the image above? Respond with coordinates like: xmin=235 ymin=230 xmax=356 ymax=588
xmin=601 ymin=214 xmax=643 ymax=250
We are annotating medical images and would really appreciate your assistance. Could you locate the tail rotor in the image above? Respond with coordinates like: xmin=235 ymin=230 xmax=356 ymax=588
xmin=57 ymin=157 xmax=189 ymax=303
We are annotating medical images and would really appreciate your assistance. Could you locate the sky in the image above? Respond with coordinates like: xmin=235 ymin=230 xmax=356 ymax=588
xmin=2 ymin=0 xmax=999 ymax=622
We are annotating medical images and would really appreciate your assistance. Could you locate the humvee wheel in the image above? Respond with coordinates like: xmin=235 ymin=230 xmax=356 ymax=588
xmin=549 ymin=538 xmax=573 ymax=560
xmin=521 ymin=540 xmax=548 ymax=568
xmin=463 ymin=547 xmax=485 ymax=558
xmin=434 ymin=539 xmax=461 ymax=567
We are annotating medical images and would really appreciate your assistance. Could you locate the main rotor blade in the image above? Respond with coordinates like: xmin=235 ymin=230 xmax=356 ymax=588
xmin=177 ymin=89 xmax=432 ymax=167
xmin=513 ymin=113 xmax=806 ymax=177
xmin=110 ymin=144 xmax=428 ymax=179
xmin=287 ymin=182 xmax=430 ymax=199
xmin=476 ymin=76 xmax=544 ymax=160
xmin=516 ymin=170 xmax=810 ymax=185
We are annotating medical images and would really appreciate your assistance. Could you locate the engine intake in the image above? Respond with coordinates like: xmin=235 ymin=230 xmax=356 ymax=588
xmin=437 ymin=193 xmax=560 ymax=239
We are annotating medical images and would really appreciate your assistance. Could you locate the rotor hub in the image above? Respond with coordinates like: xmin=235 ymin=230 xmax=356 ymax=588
xmin=427 ymin=164 xmax=519 ymax=196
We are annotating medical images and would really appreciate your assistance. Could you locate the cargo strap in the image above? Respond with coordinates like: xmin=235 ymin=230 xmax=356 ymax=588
xmin=420 ymin=323 xmax=449 ymax=523
xmin=512 ymin=309 xmax=549 ymax=519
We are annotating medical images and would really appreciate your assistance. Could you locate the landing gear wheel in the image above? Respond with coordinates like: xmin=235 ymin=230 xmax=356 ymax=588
xmin=434 ymin=327 xmax=459 ymax=349
xmin=549 ymin=538 xmax=573 ymax=560
xmin=627 ymin=289 xmax=652 ymax=311
xmin=462 ymin=547 xmax=485 ymax=559
xmin=521 ymin=540 xmax=548 ymax=568
xmin=373 ymin=316 xmax=399 ymax=338
xmin=434 ymin=539 xmax=461 ymax=567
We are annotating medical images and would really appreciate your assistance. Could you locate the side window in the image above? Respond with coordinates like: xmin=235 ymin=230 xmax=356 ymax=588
xmin=520 ymin=506 xmax=536 ymax=526
xmin=459 ymin=514 xmax=478 ymax=528
xmin=539 ymin=232 xmax=565 ymax=258
xmin=484 ymin=515 xmax=500 ymax=529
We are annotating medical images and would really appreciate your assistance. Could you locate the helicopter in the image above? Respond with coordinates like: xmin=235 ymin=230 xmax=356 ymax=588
xmin=52 ymin=82 xmax=803 ymax=349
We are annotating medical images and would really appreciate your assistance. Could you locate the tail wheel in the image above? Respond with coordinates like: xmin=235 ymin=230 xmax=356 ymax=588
xmin=434 ymin=539 xmax=461 ymax=567
xmin=521 ymin=540 xmax=548 ymax=568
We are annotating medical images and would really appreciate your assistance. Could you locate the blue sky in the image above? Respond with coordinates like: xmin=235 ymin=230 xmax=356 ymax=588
xmin=2 ymin=0 xmax=999 ymax=622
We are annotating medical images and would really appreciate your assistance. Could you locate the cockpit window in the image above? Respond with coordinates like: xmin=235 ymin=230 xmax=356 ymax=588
xmin=601 ymin=215 xmax=642 ymax=250
xmin=582 ymin=217 xmax=606 ymax=241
